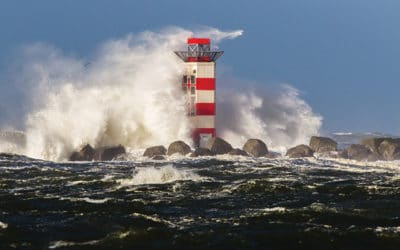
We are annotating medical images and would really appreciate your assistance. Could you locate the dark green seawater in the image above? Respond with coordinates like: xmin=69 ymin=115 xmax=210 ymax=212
xmin=1 ymin=153 xmax=400 ymax=249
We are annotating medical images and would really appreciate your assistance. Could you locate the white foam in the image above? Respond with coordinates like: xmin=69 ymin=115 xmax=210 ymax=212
xmin=313 ymin=156 xmax=400 ymax=173
xmin=118 ymin=165 xmax=203 ymax=186
xmin=59 ymin=197 xmax=111 ymax=204
xmin=131 ymin=212 xmax=177 ymax=227
xmin=260 ymin=207 xmax=287 ymax=213
xmin=81 ymin=197 xmax=111 ymax=204
xmin=49 ymin=241 xmax=74 ymax=249
xmin=48 ymin=239 xmax=100 ymax=249
xmin=375 ymin=226 xmax=400 ymax=233
xmin=0 ymin=221 xmax=8 ymax=229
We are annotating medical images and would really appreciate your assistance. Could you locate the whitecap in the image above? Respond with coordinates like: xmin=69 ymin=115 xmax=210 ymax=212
xmin=118 ymin=165 xmax=203 ymax=186
xmin=48 ymin=239 xmax=99 ymax=249
xmin=131 ymin=212 xmax=177 ymax=227
xmin=0 ymin=221 xmax=8 ymax=229
xmin=260 ymin=207 xmax=287 ymax=213
xmin=59 ymin=197 xmax=111 ymax=204
xmin=66 ymin=180 xmax=97 ymax=186
xmin=81 ymin=197 xmax=111 ymax=204
xmin=375 ymin=226 xmax=400 ymax=233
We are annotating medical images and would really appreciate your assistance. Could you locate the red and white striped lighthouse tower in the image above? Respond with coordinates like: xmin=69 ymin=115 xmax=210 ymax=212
xmin=175 ymin=38 xmax=223 ymax=147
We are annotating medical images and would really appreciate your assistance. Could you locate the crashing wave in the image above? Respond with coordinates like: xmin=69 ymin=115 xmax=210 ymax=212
xmin=0 ymin=27 xmax=321 ymax=161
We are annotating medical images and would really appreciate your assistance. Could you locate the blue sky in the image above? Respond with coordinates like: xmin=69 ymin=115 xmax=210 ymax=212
xmin=1 ymin=0 xmax=399 ymax=134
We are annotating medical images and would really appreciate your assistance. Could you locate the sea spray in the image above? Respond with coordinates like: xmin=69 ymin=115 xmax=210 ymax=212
xmin=217 ymin=85 xmax=322 ymax=152
xmin=20 ymin=29 xmax=197 ymax=160
xmin=0 ymin=27 xmax=321 ymax=160
xmin=11 ymin=27 xmax=245 ymax=161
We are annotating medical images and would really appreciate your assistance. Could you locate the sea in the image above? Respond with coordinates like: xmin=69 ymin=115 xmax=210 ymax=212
xmin=1 ymin=133 xmax=400 ymax=250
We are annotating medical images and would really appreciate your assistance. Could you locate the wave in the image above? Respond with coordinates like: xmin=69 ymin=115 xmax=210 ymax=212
xmin=0 ymin=27 xmax=321 ymax=161
xmin=217 ymin=85 xmax=322 ymax=152
xmin=117 ymin=165 xmax=203 ymax=186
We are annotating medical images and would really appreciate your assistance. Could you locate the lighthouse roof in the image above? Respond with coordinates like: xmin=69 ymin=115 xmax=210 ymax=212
xmin=175 ymin=37 xmax=223 ymax=62
xmin=187 ymin=38 xmax=210 ymax=45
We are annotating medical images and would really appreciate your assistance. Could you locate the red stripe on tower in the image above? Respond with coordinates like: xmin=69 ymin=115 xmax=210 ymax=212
xmin=187 ymin=38 xmax=210 ymax=44
xmin=196 ymin=78 xmax=215 ymax=90
xmin=195 ymin=103 xmax=215 ymax=116
xmin=188 ymin=57 xmax=210 ymax=62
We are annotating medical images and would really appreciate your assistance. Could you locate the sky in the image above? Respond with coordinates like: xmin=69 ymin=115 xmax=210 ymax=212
xmin=0 ymin=0 xmax=399 ymax=135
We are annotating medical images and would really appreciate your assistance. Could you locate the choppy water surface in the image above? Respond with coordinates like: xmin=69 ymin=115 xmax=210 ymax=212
xmin=1 ymin=154 xmax=400 ymax=249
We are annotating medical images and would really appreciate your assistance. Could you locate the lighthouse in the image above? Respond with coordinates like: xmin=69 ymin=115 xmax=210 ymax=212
xmin=175 ymin=38 xmax=223 ymax=147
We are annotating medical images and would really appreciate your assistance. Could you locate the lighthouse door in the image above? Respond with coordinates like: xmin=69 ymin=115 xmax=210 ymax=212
xmin=199 ymin=133 xmax=212 ymax=148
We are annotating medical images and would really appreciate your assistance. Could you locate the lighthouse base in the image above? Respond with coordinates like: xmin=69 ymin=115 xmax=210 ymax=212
xmin=192 ymin=128 xmax=215 ymax=148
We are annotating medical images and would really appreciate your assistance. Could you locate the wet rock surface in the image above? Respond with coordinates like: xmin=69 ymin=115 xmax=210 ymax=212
xmin=143 ymin=146 xmax=167 ymax=157
xmin=309 ymin=136 xmax=337 ymax=153
xmin=266 ymin=151 xmax=282 ymax=159
xmin=242 ymin=139 xmax=268 ymax=157
xmin=345 ymin=144 xmax=378 ymax=161
xmin=69 ymin=144 xmax=95 ymax=161
xmin=228 ymin=148 xmax=249 ymax=156
xmin=65 ymin=136 xmax=400 ymax=162
xmin=94 ymin=145 xmax=126 ymax=161
xmin=167 ymin=141 xmax=191 ymax=156
xmin=361 ymin=137 xmax=388 ymax=154
xmin=286 ymin=145 xmax=314 ymax=158
xmin=190 ymin=148 xmax=214 ymax=157
xmin=152 ymin=155 xmax=166 ymax=160
xmin=69 ymin=144 xmax=125 ymax=161
xmin=378 ymin=139 xmax=400 ymax=161
xmin=206 ymin=137 xmax=233 ymax=155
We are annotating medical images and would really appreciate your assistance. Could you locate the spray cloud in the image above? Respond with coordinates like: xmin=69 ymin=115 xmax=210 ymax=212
xmin=0 ymin=27 xmax=321 ymax=160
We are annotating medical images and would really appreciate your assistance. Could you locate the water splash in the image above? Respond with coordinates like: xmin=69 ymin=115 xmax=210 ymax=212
xmin=217 ymin=85 xmax=322 ymax=152
xmin=118 ymin=165 xmax=203 ymax=186
xmin=0 ymin=27 xmax=321 ymax=160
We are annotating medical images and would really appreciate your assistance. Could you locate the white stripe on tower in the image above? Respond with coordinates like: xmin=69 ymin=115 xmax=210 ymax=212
xmin=196 ymin=90 xmax=215 ymax=103
xmin=196 ymin=62 xmax=215 ymax=78
xmin=190 ymin=116 xmax=215 ymax=128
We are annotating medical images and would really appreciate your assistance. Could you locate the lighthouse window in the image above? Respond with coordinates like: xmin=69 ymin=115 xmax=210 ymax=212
xmin=190 ymin=86 xmax=195 ymax=95
xmin=183 ymin=75 xmax=187 ymax=83
xmin=190 ymin=75 xmax=195 ymax=84
xmin=193 ymin=69 xmax=196 ymax=74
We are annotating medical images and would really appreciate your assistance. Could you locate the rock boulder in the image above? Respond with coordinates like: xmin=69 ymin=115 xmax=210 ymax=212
xmin=167 ymin=141 xmax=191 ymax=156
xmin=361 ymin=137 xmax=388 ymax=153
xmin=309 ymin=136 xmax=337 ymax=153
xmin=143 ymin=145 xmax=167 ymax=157
xmin=286 ymin=145 xmax=314 ymax=158
xmin=378 ymin=139 xmax=400 ymax=161
xmin=242 ymin=139 xmax=268 ymax=157
xmin=93 ymin=145 xmax=126 ymax=161
xmin=152 ymin=155 xmax=166 ymax=160
xmin=206 ymin=137 xmax=233 ymax=155
xmin=228 ymin=148 xmax=249 ymax=156
xmin=346 ymin=144 xmax=378 ymax=161
xmin=190 ymin=148 xmax=214 ymax=157
xmin=69 ymin=144 xmax=95 ymax=161
xmin=266 ymin=151 xmax=282 ymax=159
